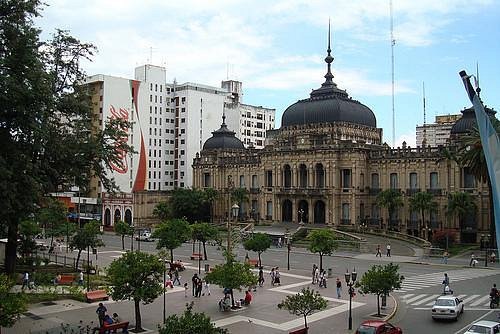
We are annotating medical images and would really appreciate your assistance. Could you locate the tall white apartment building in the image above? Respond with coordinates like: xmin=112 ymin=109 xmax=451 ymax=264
xmin=416 ymin=114 xmax=462 ymax=147
xmin=222 ymin=80 xmax=275 ymax=149
xmin=165 ymin=82 xmax=228 ymax=188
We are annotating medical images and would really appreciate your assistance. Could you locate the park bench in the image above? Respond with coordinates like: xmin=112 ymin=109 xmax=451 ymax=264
xmin=98 ymin=321 xmax=129 ymax=333
xmin=190 ymin=253 xmax=203 ymax=260
xmin=86 ymin=289 xmax=109 ymax=303
xmin=289 ymin=327 xmax=308 ymax=334
xmin=247 ymin=259 xmax=259 ymax=267
xmin=56 ymin=274 xmax=74 ymax=285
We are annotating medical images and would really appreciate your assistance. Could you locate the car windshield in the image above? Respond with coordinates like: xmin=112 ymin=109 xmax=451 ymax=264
xmin=435 ymin=299 xmax=455 ymax=306
xmin=467 ymin=325 xmax=490 ymax=334
xmin=357 ymin=326 xmax=376 ymax=334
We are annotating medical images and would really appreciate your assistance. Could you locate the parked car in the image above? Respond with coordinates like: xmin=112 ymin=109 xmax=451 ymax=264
xmin=464 ymin=320 xmax=500 ymax=334
xmin=431 ymin=295 xmax=464 ymax=321
xmin=355 ymin=320 xmax=402 ymax=334
xmin=135 ymin=232 xmax=154 ymax=242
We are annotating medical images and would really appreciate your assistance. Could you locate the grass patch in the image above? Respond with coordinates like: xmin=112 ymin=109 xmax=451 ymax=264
xmin=448 ymin=244 xmax=477 ymax=257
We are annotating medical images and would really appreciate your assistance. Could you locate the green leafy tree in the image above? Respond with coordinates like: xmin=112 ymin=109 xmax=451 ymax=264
xmin=277 ymin=287 xmax=328 ymax=330
xmin=446 ymin=192 xmax=477 ymax=244
xmin=153 ymin=218 xmax=191 ymax=262
xmin=409 ymin=192 xmax=437 ymax=240
xmin=52 ymin=221 xmax=78 ymax=251
xmin=0 ymin=274 xmax=27 ymax=331
xmin=69 ymin=220 xmax=104 ymax=269
xmin=159 ymin=302 xmax=228 ymax=334
xmin=308 ymin=229 xmax=338 ymax=271
xmin=114 ymin=220 xmax=134 ymax=250
xmin=18 ymin=219 xmax=41 ymax=259
xmin=158 ymin=188 xmax=210 ymax=222
xmin=203 ymin=188 xmax=219 ymax=223
xmin=153 ymin=201 xmax=171 ymax=221
xmin=191 ymin=222 xmax=219 ymax=260
xmin=205 ymin=253 xmax=258 ymax=306
xmin=243 ymin=233 xmax=271 ymax=267
xmin=38 ymin=198 xmax=67 ymax=248
xmin=0 ymin=2 xmax=133 ymax=274
xmin=107 ymin=251 xmax=164 ymax=332
xmin=356 ymin=263 xmax=405 ymax=316
xmin=376 ymin=189 xmax=404 ymax=230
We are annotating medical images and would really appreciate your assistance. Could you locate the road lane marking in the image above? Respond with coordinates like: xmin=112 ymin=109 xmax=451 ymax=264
xmin=470 ymin=295 xmax=490 ymax=306
xmin=412 ymin=294 xmax=440 ymax=305
xmin=405 ymin=294 xmax=429 ymax=303
xmin=453 ymin=310 xmax=494 ymax=334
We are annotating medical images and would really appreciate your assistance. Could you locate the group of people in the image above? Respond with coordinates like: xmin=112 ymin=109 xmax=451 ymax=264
xmin=311 ymin=264 xmax=328 ymax=288
xmin=190 ymin=273 xmax=210 ymax=298
xmin=269 ymin=267 xmax=281 ymax=286
xmin=375 ymin=244 xmax=391 ymax=257
xmin=95 ymin=303 xmax=126 ymax=333
xmin=218 ymin=288 xmax=252 ymax=311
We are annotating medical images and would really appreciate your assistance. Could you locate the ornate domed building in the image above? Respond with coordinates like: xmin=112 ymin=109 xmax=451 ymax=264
xmin=193 ymin=30 xmax=494 ymax=243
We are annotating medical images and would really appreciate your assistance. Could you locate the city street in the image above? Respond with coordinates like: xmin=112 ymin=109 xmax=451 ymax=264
xmin=9 ymin=232 xmax=500 ymax=333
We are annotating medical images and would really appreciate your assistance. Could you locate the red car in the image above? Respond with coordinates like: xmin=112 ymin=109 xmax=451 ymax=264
xmin=355 ymin=320 xmax=403 ymax=334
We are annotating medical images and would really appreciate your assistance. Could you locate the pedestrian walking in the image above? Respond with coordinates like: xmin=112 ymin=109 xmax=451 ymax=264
xmin=442 ymin=250 xmax=449 ymax=264
xmin=442 ymin=273 xmax=453 ymax=294
xmin=21 ymin=271 xmax=30 ymax=291
xmin=314 ymin=266 xmax=320 ymax=285
xmin=386 ymin=243 xmax=391 ymax=257
xmin=277 ymin=237 xmax=282 ymax=248
xmin=319 ymin=270 xmax=327 ymax=288
xmin=270 ymin=267 xmax=276 ymax=286
xmin=258 ymin=267 xmax=265 ymax=287
xmin=184 ymin=282 xmax=188 ymax=297
xmin=173 ymin=268 xmax=181 ymax=286
xmin=470 ymin=253 xmax=476 ymax=267
xmin=336 ymin=277 xmax=342 ymax=298
xmin=375 ymin=245 xmax=382 ymax=257
xmin=96 ymin=302 xmax=107 ymax=327
xmin=274 ymin=267 xmax=281 ymax=286
xmin=191 ymin=273 xmax=199 ymax=296
xmin=312 ymin=264 xmax=317 ymax=284
xmin=78 ymin=270 xmax=84 ymax=286
xmin=202 ymin=279 xmax=211 ymax=296
xmin=195 ymin=277 xmax=203 ymax=297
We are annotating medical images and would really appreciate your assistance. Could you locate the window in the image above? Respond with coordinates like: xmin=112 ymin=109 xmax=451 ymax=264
xmin=181 ymin=97 xmax=186 ymax=103
xmin=299 ymin=164 xmax=307 ymax=188
xmin=371 ymin=204 xmax=380 ymax=218
xmin=430 ymin=172 xmax=439 ymax=189
xmin=463 ymin=167 xmax=475 ymax=188
xmin=181 ymin=118 xmax=185 ymax=123
xmin=371 ymin=173 xmax=379 ymax=189
xmin=342 ymin=203 xmax=350 ymax=220
xmin=409 ymin=173 xmax=418 ymax=189
xmin=341 ymin=169 xmax=351 ymax=189
xmin=283 ymin=165 xmax=292 ymax=188
xmin=390 ymin=173 xmax=398 ymax=189
xmin=265 ymin=170 xmax=273 ymax=187
xmin=316 ymin=164 xmax=325 ymax=188
xmin=360 ymin=173 xmax=365 ymax=189
xmin=239 ymin=175 xmax=245 ymax=187
xmin=203 ymin=173 xmax=211 ymax=188
xmin=251 ymin=175 xmax=258 ymax=188
xmin=266 ymin=201 xmax=273 ymax=218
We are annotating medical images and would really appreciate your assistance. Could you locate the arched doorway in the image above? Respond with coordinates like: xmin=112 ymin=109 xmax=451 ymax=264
xmin=114 ymin=209 xmax=121 ymax=225
xmin=315 ymin=163 xmax=325 ymax=188
xmin=282 ymin=199 xmax=293 ymax=222
xmin=124 ymin=209 xmax=132 ymax=225
xmin=298 ymin=200 xmax=309 ymax=224
xmin=314 ymin=200 xmax=325 ymax=224
xmin=299 ymin=164 xmax=307 ymax=188
xmin=283 ymin=165 xmax=292 ymax=188
xmin=104 ymin=209 xmax=111 ymax=227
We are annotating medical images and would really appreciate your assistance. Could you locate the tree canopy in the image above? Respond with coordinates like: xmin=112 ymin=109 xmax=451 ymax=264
xmin=277 ymin=287 xmax=327 ymax=330
xmin=446 ymin=192 xmax=477 ymax=222
xmin=0 ymin=273 xmax=27 ymax=329
xmin=69 ymin=220 xmax=104 ymax=269
xmin=154 ymin=188 xmax=212 ymax=223
xmin=0 ymin=1 xmax=133 ymax=274
xmin=243 ymin=233 xmax=272 ymax=267
xmin=356 ymin=263 xmax=404 ymax=316
xmin=308 ymin=229 xmax=338 ymax=270
xmin=191 ymin=222 xmax=219 ymax=260
xmin=409 ymin=192 xmax=437 ymax=239
xmin=159 ymin=302 xmax=228 ymax=334
xmin=114 ymin=220 xmax=134 ymax=250
xmin=153 ymin=218 xmax=191 ymax=262
xmin=376 ymin=189 xmax=404 ymax=229
xmin=18 ymin=219 xmax=41 ymax=259
xmin=107 ymin=251 xmax=164 ymax=332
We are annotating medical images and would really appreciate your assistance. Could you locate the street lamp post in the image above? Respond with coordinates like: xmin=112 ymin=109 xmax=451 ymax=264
xmin=482 ymin=234 xmax=490 ymax=267
xmin=227 ymin=204 xmax=239 ymax=257
xmin=163 ymin=259 xmax=167 ymax=324
xmin=345 ymin=268 xmax=358 ymax=331
xmin=287 ymin=243 xmax=291 ymax=271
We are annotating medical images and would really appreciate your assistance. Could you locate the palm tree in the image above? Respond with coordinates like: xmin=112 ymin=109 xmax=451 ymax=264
xmin=409 ymin=192 xmax=438 ymax=241
xmin=376 ymin=189 xmax=403 ymax=231
xmin=457 ymin=118 xmax=499 ymax=244
xmin=203 ymin=188 xmax=218 ymax=223
xmin=231 ymin=188 xmax=249 ymax=219
xmin=446 ymin=192 xmax=477 ymax=247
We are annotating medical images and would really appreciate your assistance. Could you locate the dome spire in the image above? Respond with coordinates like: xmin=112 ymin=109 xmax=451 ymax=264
xmin=322 ymin=19 xmax=335 ymax=87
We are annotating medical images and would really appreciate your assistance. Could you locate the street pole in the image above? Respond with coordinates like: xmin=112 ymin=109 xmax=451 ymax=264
xmin=198 ymin=241 xmax=201 ymax=274
xmin=287 ymin=243 xmax=291 ymax=271
xmin=86 ymin=244 xmax=90 ymax=292
xmin=345 ymin=269 xmax=357 ymax=331
xmin=163 ymin=264 xmax=166 ymax=324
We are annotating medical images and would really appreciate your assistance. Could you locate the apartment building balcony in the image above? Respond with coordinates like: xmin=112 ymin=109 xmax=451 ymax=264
xmin=368 ymin=187 xmax=381 ymax=195
xmin=406 ymin=188 xmax=421 ymax=196
xmin=276 ymin=187 xmax=329 ymax=196
xmin=250 ymin=187 xmax=260 ymax=194
xmin=427 ymin=188 xmax=442 ymax=196
xmin=365 ymin=218 xmax=382 ymax=227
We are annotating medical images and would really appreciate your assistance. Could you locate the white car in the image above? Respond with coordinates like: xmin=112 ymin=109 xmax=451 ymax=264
xmin=431 ymin=295 xmax=464 ymax=321
xmin=135 ymin=232 xmax=153 ymax=242
xmin=464 ymin=320 xmax=500 ymax=334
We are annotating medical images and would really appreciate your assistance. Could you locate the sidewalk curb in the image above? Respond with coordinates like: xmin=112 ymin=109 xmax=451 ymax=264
xmin=383 ymin=294 xmax=398 ymax=322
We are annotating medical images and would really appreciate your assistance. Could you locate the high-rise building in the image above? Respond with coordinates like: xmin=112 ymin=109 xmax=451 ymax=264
xmin=416 ymin=114 xmax=462 ymax=147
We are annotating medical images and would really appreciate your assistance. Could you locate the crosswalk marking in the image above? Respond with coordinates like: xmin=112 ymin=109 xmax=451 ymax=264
xmin=412 ymin=294 xmax=440 ymax=305
xmin=406 ymin=294 xmax=428 ymax=303
xmin=470 ymin=295 xmax=491 ymax=306
xmin=461 ymin=295 xmax=480 ymax=304
xmin=397 ymin=268 xmax=499 ymax=293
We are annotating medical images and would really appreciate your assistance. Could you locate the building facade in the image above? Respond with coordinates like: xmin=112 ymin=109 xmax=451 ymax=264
xmin=416 ymin=114 xmax=462 ymax=147
xmin=193 ymin=36 xmax=495 ymax=243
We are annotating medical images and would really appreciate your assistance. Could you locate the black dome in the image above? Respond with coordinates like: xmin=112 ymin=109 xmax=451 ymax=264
xmin=203 ymin=117 xmax=245 ymax=150
xmin=281 ymin=25 xmax=376 ymax=128
xmin=451 ymin=106 xmax=496 ymax=135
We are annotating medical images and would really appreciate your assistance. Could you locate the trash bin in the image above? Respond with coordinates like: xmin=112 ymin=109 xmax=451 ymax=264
xmin=327 ymin=268 xmax=332 ymax=278
xmin=204 ymin=264 xmax=210 ymax=273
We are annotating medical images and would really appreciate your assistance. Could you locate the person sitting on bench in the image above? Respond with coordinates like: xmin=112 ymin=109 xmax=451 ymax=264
xmin=219 ymin=294 xmax=231 ymax=311
xmin=240 ymin=289 xmax=252 ymax=306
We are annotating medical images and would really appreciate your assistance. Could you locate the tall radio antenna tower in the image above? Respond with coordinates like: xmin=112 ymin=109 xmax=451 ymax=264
xmin=390 ymin=0 xmax=396 ymax=147
xmin=422 ymin=82 xmax=427 ymax=147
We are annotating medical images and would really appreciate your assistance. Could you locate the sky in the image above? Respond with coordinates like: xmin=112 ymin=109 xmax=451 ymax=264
xmin=36 ymin=0 xmax=500 ymax=147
